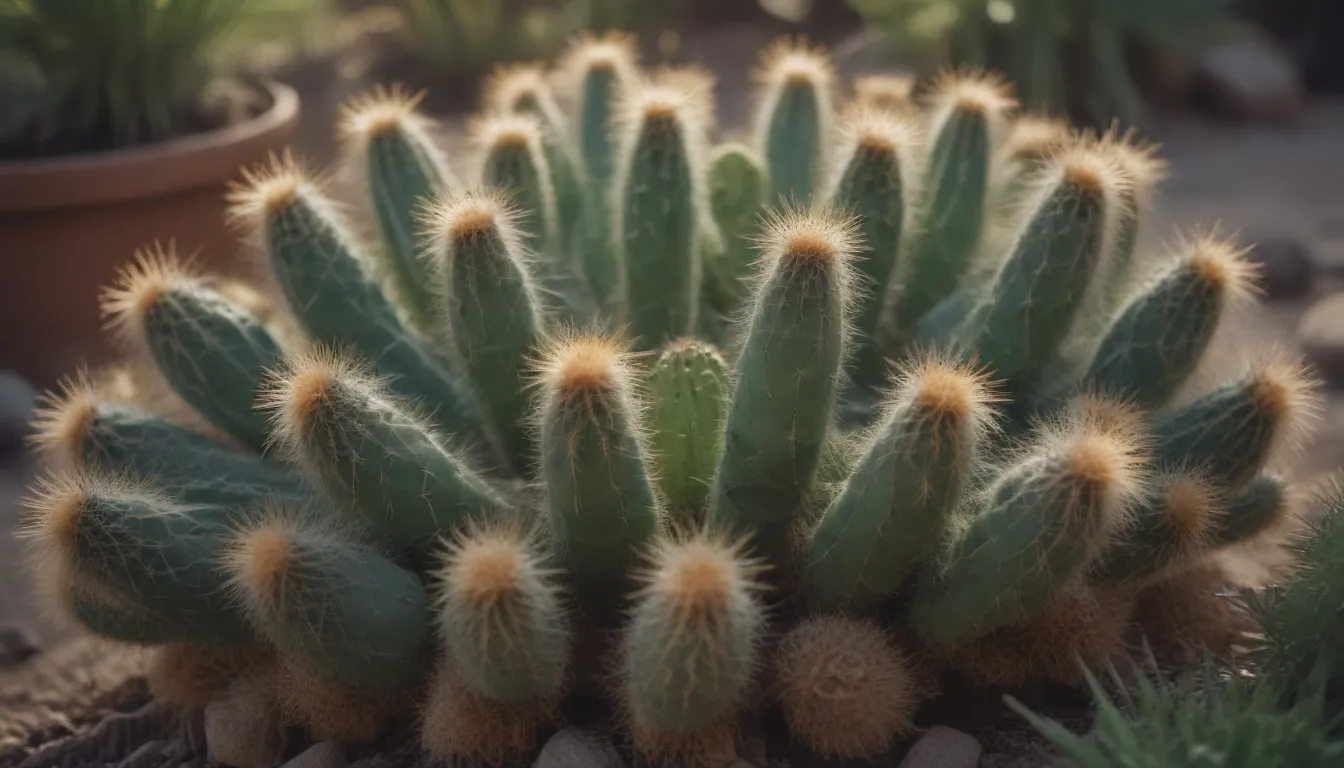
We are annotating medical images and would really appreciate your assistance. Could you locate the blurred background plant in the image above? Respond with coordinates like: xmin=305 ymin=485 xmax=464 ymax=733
xmin=375 ymin=0 xmax=677 ymax=83
xmin=846 ymin=0 xmax=1230 ymax=127
xmin=0 ymin=0 xmax=333 ymax=159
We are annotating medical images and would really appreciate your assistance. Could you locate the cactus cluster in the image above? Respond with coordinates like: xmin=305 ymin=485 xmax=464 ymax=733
xmin=20 ymin=32 xmax=1321 ymax=765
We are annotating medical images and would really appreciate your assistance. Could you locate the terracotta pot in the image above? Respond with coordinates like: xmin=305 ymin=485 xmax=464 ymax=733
xmin=0 ymin=81 xmax=301 ymax=392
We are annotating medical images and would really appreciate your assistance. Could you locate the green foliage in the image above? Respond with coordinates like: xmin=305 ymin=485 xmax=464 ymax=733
xmin=1253 ymin=486 xmax=1344 ymax=711
xmin=848 ymin=0 xmax=1228 ymax=126
xmin=1009 ymin=659 xmax=1344 ymax=767
xmin=20 ymin=31 xmax=1327 ymax=764
xmin=387 ymin=0 xmax=672 ymax=81
xmin=0 ymin=0 xmax=324 ymax=156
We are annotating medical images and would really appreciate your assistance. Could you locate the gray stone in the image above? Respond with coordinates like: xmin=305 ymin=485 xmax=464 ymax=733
xmin=1195 ymin=34 xmax=1304 ymax=123
xmin=1297 ymin=292 xmax=1344 ymax=388
xmin=896 ymin=726 xmax=981 ymax=768
xmin=534 ymin=728 xmax=623 ymax=768
xmin=281 ymin=741 xmax=347 ymax=768
xmin=0 ymin=626 xmax=39 ymax=666
xmin=1245 ymin=234 xmax=1314 ymax=300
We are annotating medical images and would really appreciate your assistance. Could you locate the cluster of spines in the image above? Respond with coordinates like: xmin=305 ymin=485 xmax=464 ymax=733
xmin=15 ymin=28 xmax=1329 ymax=768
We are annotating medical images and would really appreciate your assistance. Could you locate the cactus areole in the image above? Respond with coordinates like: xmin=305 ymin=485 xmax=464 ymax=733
xmin=19 ymin=31 xmax=1319 ymax=767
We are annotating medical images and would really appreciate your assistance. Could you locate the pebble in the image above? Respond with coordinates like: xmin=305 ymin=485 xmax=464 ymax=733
xmin=281 ymin=740 xmax=347 ymax=768
xmin=1297 ymin=292 xmax=1344 ymax=388
xmin=534 ymin=728 xmax=624 ymax=768
xmin=0 ymin=627 xmax=39 ymax=666
xmin=896 ymin=726 xmax=982 ymax=768
xmin=1245 ymin=234 xmax=1314 ymax=300
xmin=1194 ymin=32 xmax=1304 ymax=123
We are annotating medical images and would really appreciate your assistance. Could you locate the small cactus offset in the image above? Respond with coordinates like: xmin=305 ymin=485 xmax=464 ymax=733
xmin=19 ymin=31 xmax=1328 ymax=767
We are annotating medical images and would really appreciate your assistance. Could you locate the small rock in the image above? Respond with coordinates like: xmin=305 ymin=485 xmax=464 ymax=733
xmin=896 ymin=726 xmax=981 ymax=768
xmin=1245 ymin=234 xmax=1315 ymax=300
xmin=1194 ymin=33 xmax=1304 ymax=123
xmin=0 ymin=627 xmax=39 ymax=666
xmin=204 ymin=675 xmax=284 ymax=768
xmin=180 ymin=708 xmax=208 ymax=759
xmin=281 ymin=741 xmax=347 ymax=768
xmin=117 ymin=739 xmax=173 ymax=768
xmin=1297 ymin=293 xmax=1344 ymax=388
xmin=534 ymin=728 xmax=624 ymax=768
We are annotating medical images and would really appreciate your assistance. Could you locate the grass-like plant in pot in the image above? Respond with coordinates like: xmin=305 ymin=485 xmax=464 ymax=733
xmin=18 ymin=29 xmax=1325 ymax=767
xmin=0 ymin=0 xmax=318 ymax=389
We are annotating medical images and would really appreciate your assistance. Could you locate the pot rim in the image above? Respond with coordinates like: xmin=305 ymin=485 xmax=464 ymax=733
xmin=0 ymin=79 xmax=301 ymax=213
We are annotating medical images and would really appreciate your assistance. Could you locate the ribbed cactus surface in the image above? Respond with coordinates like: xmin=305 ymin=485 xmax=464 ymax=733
xmin=20 ymin=30 xmax=1320 ymax=767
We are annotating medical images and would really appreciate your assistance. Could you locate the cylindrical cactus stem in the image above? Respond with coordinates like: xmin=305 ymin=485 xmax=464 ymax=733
xmin=30 ymin=375 xmax=310 ymax=507
xmin=992 ymin=115 xmax=1072 ymax=201
xmin=1092 ymin=471 xmax=1221 ymax=586
xmin=965 ymin=138 xmax=1129 ymax=392
xmin=67 ymin=587 xmax=183 ymax=643
xmin=473 ymin=114 xmax=559 ymax=260
xmin=535 ymin=332 xmax=663 ymax=611
xmin=227 ymin=153 xmax=501 ymax=462
xmin=752 ymin=37 xmax=836 ymax=205
xmin=555 ymin=32 xmax=640 ymax=317
xmin=556 ymin=31 xmax=639 ymax=189
xmin=613 ymin=79 xmax=710 ymax=351
xmin=708 ymin=208 xmax=857 ymax=567
xmin=99 ymin=245 xmax=282 ymax=453
xmin=485 ymin=64 xmax=587 ymax=258
xmin=261 ymin=347 xmax=509 ymax=551
xmin=1092 ymin=127 xmax=1169 ymax=319
xmin=31 ymin=538 xmax=188 ymax=644
xmin=621 ymin=532 xmax=765 ymax=749
xmin=850 ymin=73 xmax=916 ymax=114
xmin=473 ymin=114 xmax=595 ymax=325
xmin=890 ymin=71 xmax=1016 ymax=338
xmin=705 ymin=143 xmax=767 ymax=297
xmin=775 ymin=615 xmax=921 ymax=760
xmin=223 ymin=512 xmax=432 ymax=690
xmin=647 ymin=339 xmax=731 ymax=525
xmin=822 ymin=108 xmax=920 ymax=394
xmin=430 ymin=520 xmax=570 ymax=704
xmin=21 ymin=472 xmax=256 ymax=644
xmin=1152 ymin=358 xmax=1319 ymax=490
xmin=1214 ymin=473 xmax=1290 ymax=547
xmin=911 ymin=396 xmax=1145 ymax=644
xmin=338 ymin=85 xmax=457 ymax=337
xmin=805 ymin=355 xmax=996 ymax=611
xmin=1082 ymin=232 xmax=1258 ymax=409
xmin=427 ymin=190 xmax=547 ymax=468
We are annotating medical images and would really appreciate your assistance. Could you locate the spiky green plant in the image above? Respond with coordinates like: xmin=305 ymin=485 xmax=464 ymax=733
xmin=0 ymin=0 xmax=328 ymax=157
xmin=19 ymin=32 xmax=1323 ymax=766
